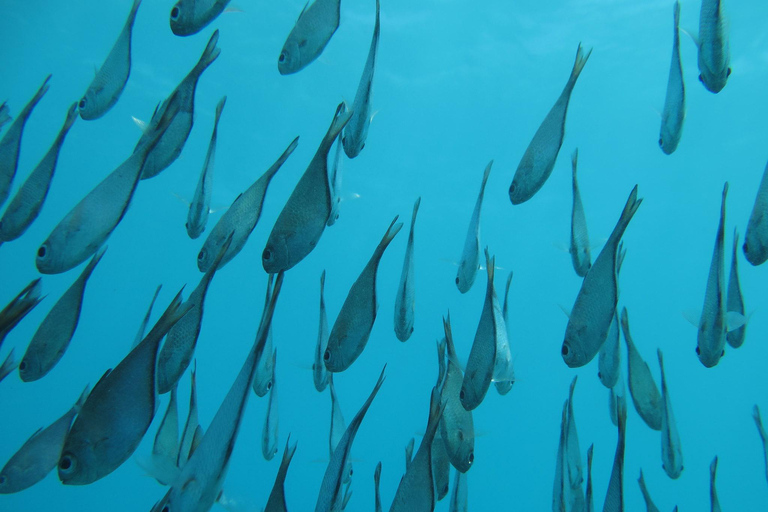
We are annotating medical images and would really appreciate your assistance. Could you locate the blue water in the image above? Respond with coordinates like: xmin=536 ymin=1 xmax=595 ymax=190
xmin=1 ymin=0 xmax=768 ymax=510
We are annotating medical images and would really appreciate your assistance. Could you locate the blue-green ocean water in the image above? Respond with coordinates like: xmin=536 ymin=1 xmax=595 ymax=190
xmin=1 ymin=0 xmax=767 ymax=510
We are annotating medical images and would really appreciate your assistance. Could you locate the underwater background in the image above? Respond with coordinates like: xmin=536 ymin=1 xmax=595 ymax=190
xmin=1 ymin=0 xmax=768 ymax=510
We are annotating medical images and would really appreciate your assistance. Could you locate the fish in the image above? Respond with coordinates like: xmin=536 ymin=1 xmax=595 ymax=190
xmin=404 ymin=438 xmax=415 ymax=471
xmin=494 ymin=270 xmax=515 ymax=395
xmin=374 ymin=462 xmax=383 ymax=512
xmin=137 ymin=30 xmax=220 ymax=180
xmin=744 ymin=161 xmax=768 ymax=266
xmin=341 ymin=0 xmax=380 ymax=158
xmin=0 ymin=101 xmax=77 ymax=242
xmin=0 ymin=75 xmax=50 ymax=209
xmin=562 ymin=185 xmax=642 ymax=368
xmin=150 ymin=385 xmax=180 ymax=485
xmin=621 ymin=308 xmax=662 ymax=431
xmin=598 ymin=242 xmax=626 ymax=388
xmin=569 ymin=148 xmax=591 ymax=276
xmin=170 ymin=0 xmax=233 ymax=36
xmin=657 ymin=349 xmax=683 ymax=479
xmin=659 ymin=1 xmax=685 ymax=154
xmin=637 ymin=470 xmax=661 ymax=512
xmin=608 ymin=371 xmax=627 ymax=428
xmin=565 ymin=377 xmax=585 ymax=512
xmin=394 ymin=196 xmax=421 ymax=342
xmin=263 ymin=103 xmax=352 ymax=273
xmin=602 ymin=393 xmax=627 ymax=512
xmin=254 ymin=275 xmax=276 ymax=398
xmin=432 ymin=431 xmax=450 ymax=501
xmin=0 ymin=386 xmax=88 ymax=494
xmin=315 ymin=366 xmax=386 ymax=512
xmin=696 ymin=183 xmax=732 ymax=367
xmin=460 ymin=248 xmax=502 ymax=411
xmin=278 ymin=0 xmax=341 ymax=75
xmin=198 ymin=136 xmax=298 ymax=272
xmin=78 ymin=0 xmax=141 ymax=120
xmin=0 ymin=102 xmax=10 ymax=131
xmin=0 ymin=349 xmax=18 ymax=384
xmin=265 ymin=436 xmax=297 ymax=512
xmin=753 ymin=405 xmax=768 ymax=485
xmin=586 ymin=444 xmax=594 ymax=512
xmin=389 ymin=386 xmax=445 ymax=512
xmin=327 ymin=132 xmax=343 ymax=227
xmin=58 ymin=290 xmax=191 ymax=485
xmin=151 ymin=273 xmax=285 ymax=512
xmin=440 ymin=313 xmax=474 ymax=473
xmin=157 ymin=235 xmax=231 ymax=394
xmin=0 ymin=278 xmax=44 ymax=351
xmin=132 ymin=285 xmax=162 ymax=349
xmin=324 ymin=216 xmax=402 ymax=372
xmin=261 ymin=350 xmax=279 ymax=461
xmin=456 ymin=161 xmax=492 ymax=294
xmin=509 ymin=44 xmax=591 ymax=204
xmin=553 ymin=400 xmax=568 ymax=512
xmin=19 ymin=248 xmax=105 ymax=382
xmin=696 ymin=0 xmax=731 ymax=93
xmin=313 ymin=271 xmax=330 ymax=392
xmin=449 ymin=469 xmax=468 ymax=512
xmin=36 ymin=92 xmax=180 ymax=275
xmin=186 ymin=96 xmax=226 ymax=239
xmin=328 ymin=374 xmax=353 ymax=484
xmin=177 ymin=362 xmax=201 ymax=468
xmin=726 ymin=228 xmax=746 ymax=348
xmin=710 ymin=456 xmax=722 ymax=512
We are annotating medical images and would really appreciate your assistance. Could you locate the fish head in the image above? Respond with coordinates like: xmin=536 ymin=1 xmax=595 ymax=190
xmin=695 ymin=332 xmax=724 ymax=368
xmin=561 ymin=330 xmax=589 ymax=368
xmin=77 ymin=88 xmax=100 ymax=121
xmin=658 ymin=127 xmax=679 ymax=155
xmin=342 ymin=460 xmax=354 ymax=484
xmin=508 ymin=176 xmax=530 ymax=205
xmin=459 ymin=376 xmax=482 ymax=412
xmin=185 ymin=219 xmax=204 ymax=240
xmin=442 ymin=421 xmax=474 ymax=473
xmin=323 ymin=344 xmax=348 ymax=373
xmin=278 ymin=39 xmax=302 ymax=75
xmin=261 ymin=237 xmax=289 ymax=274
xmin=17 ymin=354 xmax=44 ymax=382
xmin=35 ymin=236 xmax=71 ymax=275
xmin=169 ymin=1 xmax=197 ymax=37
xmin=455 ymin=260 xmax=476 ymax=294
xmin=743 ymin=220 xmax=768 ymax=266
xmin=196 ymin=239 xmax=219 ymax=272
xmin=57 ymin=444 xmax=97 ymax=485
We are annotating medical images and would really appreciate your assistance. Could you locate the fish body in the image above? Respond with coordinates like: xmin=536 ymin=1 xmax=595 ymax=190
xmin=278 ymin=0 xmax=342 ymax=75
xmin=569 ymin=149 xmax=591 ymax=276
xmin=637 ymin=470 xmax=661 ymax=512
xmin=0 ymin=102 xmax=10 ymax=131
xmin=265 ymin=437 xmax=297 ymax=512
xmin=562 ymin=186 xmax=641 ymax=367
xmin=263 ymin=104 xmax=352 ymax=273
xmin=566 ymin=377 xmax=585 ymax=512
xmin=432 ymin=431 xmax=450 ymax=501
xmin=710 ymin=456 xmax=722 ymax=512
xmin=598 ymin=309 xmax=620 ymax=388
xmin=0 ymin=279 xmax=44 ymax=350
xmin=697 ymin=0 xmax=730 ymax=93
xmin=198 ymin=137 xmax=298 ymax=272
xmin=0 ymin=102 xmax=77 ymax=242
xmin=327 ymin=134 xmax=343 ymax=227
xmin=177 ymin=363 xmax=201 ymax=468
xmin=440 ymin=314 xmax=474 ymax=473
xmin=621 ymin=308 xmax=662 ymax=431
xmin=509 ymin=44 xmax=591 ymax=204
xmin=328 ymin=374 xmax=353 ymax=484
xmin=324 ymin=217 xmax=402 ymax=372
xmin=744 ymin=161 xmax=768 ymax=265
xmin=374 ymin=462 xmax=383 ymax=512
xmin=20 ymin=249 xmax=105 ymax=382
xmin=394 ymin=197 xmax=420 ymax=342
xmin=170 ymin=0 xmax=232 ymax=36
xmin=494 ymin=271 xmax=515 ymax=395
xmin=602 ymin=395 xmax=627 ymax=512
xmin=658 ymin=350 xmax=683 ymax=479
xmin=187 ymin=96 xmax=226 ymax=239
xmin=138 ymin=31 xmax=220 ymax=180
xmin=609 ymin=372 xmax=626 ymax=427
xmin=456 ymin=161 xmax=491 ymax=293
xmin=261 ymin=351 xmax=279 ymax=461
xmin=449 ymin=469 xmax=468 ymax=512
xmin=150 ymin=385 xmax=180 ymax=485
xmin=586 ymin=445 xmax=594 ymax=512
xmin=342 ymin=0 xmax=380 ymax=158
xmin=253 ymin=275 xmax=276 ymax=398
xmin=0 ymin=75 xmax=50 ymax=209
xmin=726 ymin=229 xmax=746 ymax=347
xmin=79 ymin=0 xmax=141 ymax=120
xmin=659 ymin=1 xmax=685 ymax=154
xmin=313 ymin=271 xmax=330 ymax=392
xmin=553 ymin=400 xmax=568 ymax=512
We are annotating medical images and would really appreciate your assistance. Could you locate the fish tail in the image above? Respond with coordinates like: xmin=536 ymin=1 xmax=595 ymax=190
xmin=569 ymin=43 xmax=592 ymax=84
xmin=265 ymin=136 xmax=300 ymax=181
xmin=214 ymin=96 xmax=227 ymax=125
xmin=127 ymin=0 xmax=143 ymax=28
xmin=82 ymin=245 xmax=107 ymax=281
xmin=732 ymin=227 xmax=739 ymax=259
xmin=74 ymin=384 xmax=91 ymax=411
xmin=483 ymin=247 xmax=495 ymax=283
xmin=150 ymin=288 xmax=193 ymax=341
xmin=23 ymin=75 xmax=51 ymax=116
xmin=611 ymin=185 xmax=642 ymax=244
xmin=411 ymin=197 xmax=421 ymax=226
xmin=327 ymin=102 xmax=354 ymax=145
xmin=320 ymin=269 xmax=326 ymax=295
xmin=376 ymin=216 xmax=403 ymax=257
xmin=480 ymin=160 xmax=493 ymax=194
xmin=571 ymin=148 xmax=578 ymax=180
xmin=62 ymin=102 xmax=79 ymax=132
xmin=195 ymin=30 xmax=221 ymax=74
xmin=673 ymin=0 xmax=681 ymax=31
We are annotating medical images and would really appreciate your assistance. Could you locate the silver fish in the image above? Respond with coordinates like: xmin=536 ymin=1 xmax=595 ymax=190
xmin=0 ymin=386 xmax=88 ymax=494
xmin=36 ymin=94 xmax=180 ymax=275
xmin=659 ymin=1 xmax=685 ymax=154
xmin=621 ymin=308 xmax=662 ymax=431
xmin=265 ymin=436 xmax=297 ymax=512
xmin=602 ymin=394 xmax=627 ymax=512
xmin=0 ymin=102 xmax=77 ymax=242
xmin=170 ymin=0 xmax=232 ymax=36
xmin=753 ymin=405 xmax=768 ymax=485
xmin=327 ymin=133 xmax=343 ymax=227
xmin=744 ymin=161 xmax=768 ymax=266
xmin=460 ymin=248 xmax=501 ymax=411
xmin=151 ymin=385 xmax=180 ymax=485
xmin=586 ymin=444 xmax=594 ymax=512
xmin=405 ymin=437 xmax=415 ymax=471
xmin=726 ymin=229 xmax=746 ymax=348
xmin=566 ymin=377 xmax=585 ymax=512
xmin=448 ymin=469 xmax=468 ymax=512
xmin=657 ymin=349 xmax=683 ymax=479
xmin=58 ymin=291 xmax=190 ymax=485
xmin=137 ymin=31 xmax=220 ymax=180
xmin=263 ymin=103 xmax=352 ymax=273
xmin=374 ymin=462 xmax=383 ymax=512
xmin=598 ymin=242 xmax=626 ymax=388
xmin=151 ymin=273 xmax=284 ymax=512
xmin=341 ymin=0 xmax=380 ymax=158
xmin=696 ymin=0 xmax=730 ymax=93
xmin=494 ymin=270 xmax=514 ymax=395
xmin=313 ymin=271 xmax=330 ymax=392
xmin=20 ymin=248 xmax=105 ymax=382
xmin=278 ymin=0 xmax=341 ymax=75
xmin=315 ymin=366 xmax=386 ymax=512
xmin=570 ymin=149 xmax=591 ymax=276
xmin=637 ymin=470 xmax=660 ymax=512
xmin=198 ymin=137 xmax=298 ymax=272
xmin=187 ymin=96 xmax=226 ymax=239
xmin=254 ymin=275 xmax=276 ymax=397
xmin=0 ymin=102 xmax=10 ymax=131
xmin=328 ymin=374 xmax=353 ymax=484
xmin=0 ymin=75 xmax=50 ymax=209
xmin=78 ymin=0 xmax=141 ymax=120
xmin=133 ymin=285 xmax=162 ymax=349
xmin=389 ymin=386 xmax=444 ymax=512
xmin=509 ymin=44 xmax=591 ymax=204
xmin=696 ymin=183 xmax=729 ymax=367
xmin=0 ymin=279 xmax=44 ymax=351
xmin=0 ymin=349 xmax=17 ymax=384
xmin=440 ymin=314 xmax=474 ymax=473
xmin=562 ymin=186 xmax=642 ymax=368
xmin=157 ymin=235 xmax=231 ymax=394
xmin=710 ymin=456 xmax=722 ymax=512
xmin=395 ymin=197 xmax=420 ymax=342
xmin=261 ymin=350 xmax=279 ymax=461
xmin=432 ymin=431 xmax=450 ymax=501
xmin=324 ymin=216 xmax=402 ymax=372
xmin=456 ymin=161 xmax=491 ymax=294
xmin=177 ymin=362 xmax=201 ymax=468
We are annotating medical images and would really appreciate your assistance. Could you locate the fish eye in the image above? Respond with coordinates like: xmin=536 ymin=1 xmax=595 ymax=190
xmin=349 ymin=468 xmax=353 ymax=476
xmin=0 ymin=475 xmax=5 ymax=485
xmin=561 ymin=344 xmax=569 ymax=356
xmin=695 ymin=346 xmax=700 ymax=355
xmin=79 ymin=98 xmax=86 ymax=109
xmin=162 ymin=506 xmax=170 ymax=512
xmin=727 ymin=67 xmax=732 ymax=77
xmin=58 ymin=454 xmax=76 ymax=473
xmin=197 ymin=249 xmax=207 ymax=262
xmin=743 ymin=242 xmax=749 ymax=254
xmin=721 ymin=349 xmax=725 ymax=356
xmin=468 ymin=452 xmax=474 ymax=464
xmin=459 ymin=388 xmax=465 ymax=400
xmin=658 ymin=137 xmax=663 ymax=147
xmin=323 ymin=349 xmax=331 ymax=362
xmin=37 ymin=244 xmax=48 ymax=259
xmin=698 ymin=74 xmax=704 ymax=83
xmin=170 ymin=6 xmax=180 ymax=20
xmin=262 ymin=248 xmax=272 ymax=261
xmin=18 ymin=360 xmax=26 ymax=371
xmin=454 ymin=277 xmax=460 ymax=285
xmin=597 ymin=371 xmax=602 ymax=379
xmin=279 ymin=53 xmax=286 ymax=63
xmin=509 ymin=183 xmax=516 ymax=194
xmin=266 ymin=380 xmax=272 ymax=391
